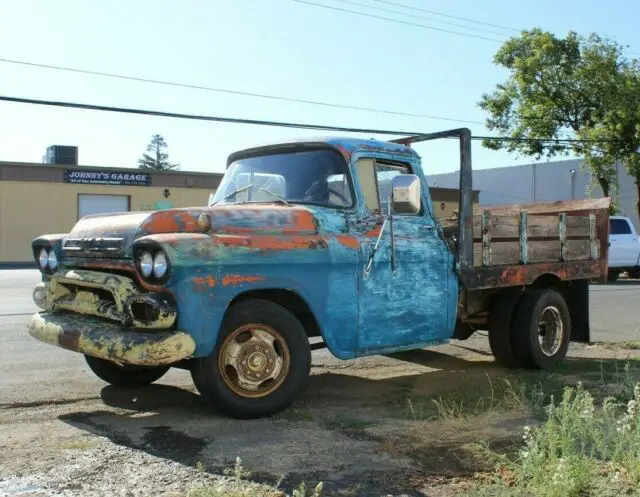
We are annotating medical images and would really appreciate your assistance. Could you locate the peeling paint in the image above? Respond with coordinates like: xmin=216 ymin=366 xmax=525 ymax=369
xmin=192 ymin=276 xmax=217 ymax=288
xmin=29 ymin=135 xmax=608 ymax=371
xmin=222 ymin=274 xmax=266 ymax=287
xmin=335 ymin=235 xmax=359 ymax=250
xmin=27 ymin=312 xmax=195 ymax=366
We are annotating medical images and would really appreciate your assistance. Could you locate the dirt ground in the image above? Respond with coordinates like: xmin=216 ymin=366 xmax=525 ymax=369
xmin=1 ymin=335 xmax=639 ymax=497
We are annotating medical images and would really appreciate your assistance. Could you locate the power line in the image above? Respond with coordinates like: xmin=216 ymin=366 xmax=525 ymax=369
xmin=297 ymin=0 xmax=640 ymax=58
xmin=364 ymin=0 xmax=521 ymax=33
xmin=0 ymin=94 xmax=624 ymax=147
xmin=0 ymin=57 xmax=481 ymax=125
xmin=291 ymin=0 xmax=504 ymax=43
xmin=331 ymin=0 xmax=509 ymax=37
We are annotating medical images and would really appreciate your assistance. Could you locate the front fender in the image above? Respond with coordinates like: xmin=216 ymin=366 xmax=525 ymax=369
xmin=136 ymin=233 xmax=359 ymax=359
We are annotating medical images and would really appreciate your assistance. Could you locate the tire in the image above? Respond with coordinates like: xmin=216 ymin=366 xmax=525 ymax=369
xmin=191 ymin=298 xmax=311 ymax=419
xmin=608 ymin=270 xmax=620 ymax=282
xmin=84 ymin=355 xmax=169 ymax=387
xmin=511 ymin=288 xmax=571 ymax=370
xmin=488 ymin=290 xmax=524 ymax=369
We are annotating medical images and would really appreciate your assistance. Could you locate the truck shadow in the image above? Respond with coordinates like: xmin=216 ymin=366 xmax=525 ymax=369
xmin=57 ymin=351 xmax=639 ymax=495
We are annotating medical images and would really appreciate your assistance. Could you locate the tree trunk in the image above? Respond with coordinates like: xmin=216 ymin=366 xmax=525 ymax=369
xmin=597 ymin=177 xmax=610 ymax=198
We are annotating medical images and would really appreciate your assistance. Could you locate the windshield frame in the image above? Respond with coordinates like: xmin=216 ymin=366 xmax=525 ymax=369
xmin=217 ymin=144 xmax=357 ymax=210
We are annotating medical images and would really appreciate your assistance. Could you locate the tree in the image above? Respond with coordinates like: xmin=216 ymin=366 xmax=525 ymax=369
xmin=478 ymin=28 xmax=640 ymax=212
xmin=137 ymin=134 xmax=180 ymax=171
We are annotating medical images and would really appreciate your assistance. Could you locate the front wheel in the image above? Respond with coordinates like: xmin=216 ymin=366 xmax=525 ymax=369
xmin=511 ymin=288 xmax=571 ymax=370
xmin=191 ymin=298 xmax=311 ymax=419
xmin=84 ymin=355 xmax=170 ymax=387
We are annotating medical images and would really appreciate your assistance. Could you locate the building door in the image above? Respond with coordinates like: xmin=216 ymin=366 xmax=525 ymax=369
xmin=78 ymin=194 xmax=129 ymax=219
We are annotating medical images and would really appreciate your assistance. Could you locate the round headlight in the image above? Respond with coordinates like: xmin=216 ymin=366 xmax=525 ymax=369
xmin=38 ymin=248 xmax=49 ymax=269
xmin=139 ymin=251 xmax=153 ymax=277
xmin=153 ymin=251 xmax=168 ymax=279
xmin=48 ymin=250 xmax=58 ymax=270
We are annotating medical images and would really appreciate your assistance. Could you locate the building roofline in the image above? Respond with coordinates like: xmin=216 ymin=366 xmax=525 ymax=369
xmin=0 ymin=160 xmax=224 ymax=178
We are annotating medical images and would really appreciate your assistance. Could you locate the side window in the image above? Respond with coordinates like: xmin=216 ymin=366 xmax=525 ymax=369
xmin=610 ymin=218 xmax=632 ymax=235
xmin=356 ymin=158 xmax=415 ymax=215
xmin=356 ymin=158 xmax=380 ymax=212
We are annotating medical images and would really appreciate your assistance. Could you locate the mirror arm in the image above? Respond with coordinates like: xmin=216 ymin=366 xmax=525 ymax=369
xmin=364 ymin=194 xmax=395 ymax=278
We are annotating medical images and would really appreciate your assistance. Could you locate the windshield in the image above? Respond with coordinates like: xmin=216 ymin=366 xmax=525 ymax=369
xmin=210 ymin=148 xmax=353 ymax=208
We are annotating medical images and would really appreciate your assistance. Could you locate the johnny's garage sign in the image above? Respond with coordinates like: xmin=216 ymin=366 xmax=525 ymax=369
xmin=64 ymin=169 xmax=151 ymax=186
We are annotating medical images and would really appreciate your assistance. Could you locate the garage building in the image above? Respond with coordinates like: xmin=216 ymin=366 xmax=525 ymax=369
xmin=0 ymin=160 xmax=477 ymax=266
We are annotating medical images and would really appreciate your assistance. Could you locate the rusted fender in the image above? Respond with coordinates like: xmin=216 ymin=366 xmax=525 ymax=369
xmin=27 ymin=312 xmax=195 ymax=366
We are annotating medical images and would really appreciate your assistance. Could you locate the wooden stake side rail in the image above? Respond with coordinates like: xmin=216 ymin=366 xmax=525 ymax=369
xmin=471 ymin=211 xmax=598 ymax=267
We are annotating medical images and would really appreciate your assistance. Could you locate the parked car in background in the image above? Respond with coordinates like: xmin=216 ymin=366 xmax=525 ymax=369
xmin=608 ymin=215 xmax=640 ymax=281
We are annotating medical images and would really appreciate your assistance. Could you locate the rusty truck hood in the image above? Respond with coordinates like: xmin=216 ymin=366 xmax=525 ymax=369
xmin=62 ymin=204 xmax=328 ymax=257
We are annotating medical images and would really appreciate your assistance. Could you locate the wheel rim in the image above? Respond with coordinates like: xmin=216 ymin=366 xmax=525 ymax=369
xmin=218 ymin=323 xmax=291 ymax=398
xmin=538 ymin=305 xmax=564 ymax=357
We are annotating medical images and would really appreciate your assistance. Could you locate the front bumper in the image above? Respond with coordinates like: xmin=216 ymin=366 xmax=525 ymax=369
xmin=27 ymin=312 xmax=196 ymax=366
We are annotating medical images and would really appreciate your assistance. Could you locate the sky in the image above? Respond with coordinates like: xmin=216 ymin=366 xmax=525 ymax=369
xmin=1 ymin=0 xmax=640 ymax=177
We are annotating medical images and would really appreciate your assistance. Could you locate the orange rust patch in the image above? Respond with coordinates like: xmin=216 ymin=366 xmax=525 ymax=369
xmin=499 ymin=267 xmax=526 ymax=285
xmin=336 ymin=235 xmax=359 ymax=249
xmin=289 ymin=210 xmax=316 ymax=232
xmin=365 ymin=225 xmax=382 ymax=237
xmin=222 ymin=274 xmax=265 ymax=287
xmin=217 ymin=236 xmax=328 ymax=251
xmin=143 ymin=211 xmax=199 ymax=233
xmin=193 ymin=276 xmax=216 ymax=288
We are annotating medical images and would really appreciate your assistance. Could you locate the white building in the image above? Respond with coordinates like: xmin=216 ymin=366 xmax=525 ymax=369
xmin=427 ymin=158 xmax=639 ymax=230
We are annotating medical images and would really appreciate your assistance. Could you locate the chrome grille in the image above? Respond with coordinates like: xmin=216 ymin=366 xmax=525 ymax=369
xmin=62 ymin=237 xmax=125 ymax=258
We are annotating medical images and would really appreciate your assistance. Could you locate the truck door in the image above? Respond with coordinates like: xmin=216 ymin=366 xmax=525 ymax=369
xmin=352 ymin=156 xmax=457 ymax=355
xmin=609 ymin=217 xmax=640 ymax=267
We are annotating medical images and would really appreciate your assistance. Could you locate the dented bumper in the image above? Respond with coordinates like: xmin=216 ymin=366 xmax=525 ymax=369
xmin=39 ymin=269 xmax=177 ymax=329
xmin=27 ymin=312 xmax=196 ymax=366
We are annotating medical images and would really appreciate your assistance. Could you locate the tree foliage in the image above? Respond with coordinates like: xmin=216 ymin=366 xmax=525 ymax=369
xmin=479 ymin=28 xmax=640 ymax=213
xmin=137 ymin=134 xmax=180 ymax=171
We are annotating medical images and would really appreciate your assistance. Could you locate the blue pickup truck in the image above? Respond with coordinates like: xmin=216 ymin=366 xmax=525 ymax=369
xmin=27 ymin=128 xmax=610 ymax=418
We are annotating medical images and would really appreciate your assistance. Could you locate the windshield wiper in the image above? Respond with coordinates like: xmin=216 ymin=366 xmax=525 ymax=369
xmin=210 ymin=184 xmax=254 ymax=206
xmin=255 ymin=186 xmax=289 ymax=205
xmin=211 ymin=183 xmax=289 ymax=206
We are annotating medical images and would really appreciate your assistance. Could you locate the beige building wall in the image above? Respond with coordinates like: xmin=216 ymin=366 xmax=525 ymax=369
xmin=0 ymin=181 xmax=216 ymax=263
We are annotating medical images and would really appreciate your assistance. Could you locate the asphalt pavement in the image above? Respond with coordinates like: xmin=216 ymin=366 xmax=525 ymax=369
xmin=2 ymin=269 xmax=640 ymax=407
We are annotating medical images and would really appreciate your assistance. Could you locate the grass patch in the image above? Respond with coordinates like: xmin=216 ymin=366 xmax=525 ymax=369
xmin=401 ymin=358 xmax=640 ymax=423
xmin=59 ymin=437 xmax=97 ymax=450
xmin=404 ymin=373 xmax=553 ymax=422
xmin=188 ymin=458 xmax=323 ymax=497
xmin=463 ymin=362 xmax=640 ymax=496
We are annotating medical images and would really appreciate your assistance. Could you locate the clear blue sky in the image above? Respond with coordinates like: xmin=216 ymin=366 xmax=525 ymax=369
xmin=1 ymin=0 xmax=639 ymax=177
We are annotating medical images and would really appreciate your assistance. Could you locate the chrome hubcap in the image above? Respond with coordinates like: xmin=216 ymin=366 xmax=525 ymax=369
xmin=538 ymin=305 xmax=564 ymax=357
xmin=219 ymin=325 xmax=290 ymax=398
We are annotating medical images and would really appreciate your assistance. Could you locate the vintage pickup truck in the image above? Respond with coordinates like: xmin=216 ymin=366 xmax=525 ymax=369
xmin=27 ymin=128 xmax=610 ymax=419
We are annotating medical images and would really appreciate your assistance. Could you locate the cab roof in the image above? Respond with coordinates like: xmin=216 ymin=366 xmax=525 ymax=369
xmin=226 ymin=136 xmax=419 ymax=165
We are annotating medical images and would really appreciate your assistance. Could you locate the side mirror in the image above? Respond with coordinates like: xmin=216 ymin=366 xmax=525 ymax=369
xmin=391 ymin=174 xmax=421 ymax=215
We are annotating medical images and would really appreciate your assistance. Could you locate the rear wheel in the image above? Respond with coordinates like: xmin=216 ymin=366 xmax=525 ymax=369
xmin=511 ymin=288 xmax=571 ymax=370
xmin=84 ymin=355 xmax=169 ymax=387
xmin=191 ymin=298 xmax=311 ymax=419
xmin=488 ymin=290 xmax=524 ymax=368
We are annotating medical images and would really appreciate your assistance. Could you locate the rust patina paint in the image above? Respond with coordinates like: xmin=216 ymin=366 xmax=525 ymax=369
xmin=192 ymin=276 xmax=217 ymax=288
xmin=336 ymin=236 xmax=359 ymax=250
xmin=142 ymin=210 xmax=200 ymax=233
xmin=222 ymin=275 xmax=266 ymax=287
